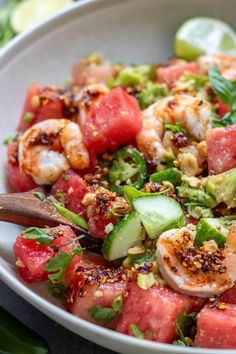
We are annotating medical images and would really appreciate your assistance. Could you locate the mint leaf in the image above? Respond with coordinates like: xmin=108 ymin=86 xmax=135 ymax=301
xmin=209 ymin=67 xmax=236 ymax=107
xmin=165 ymin=122 xmax=186 ymax=134
xmin=213 ymin=111 xmax=236 ymax=127
xmin=130 ymin=324 xmax=144 ymax=339
xmin=89 ymin=306 xmax=116 ymax=325
xmin=23 ymin=227 xmax=53 ymax=245
xmin=175 ymin=309 xmax=197 ymax=344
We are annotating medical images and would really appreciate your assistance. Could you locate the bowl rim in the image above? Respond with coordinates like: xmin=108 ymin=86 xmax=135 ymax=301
xmin=0 ymin=0 xmax=234 ymax=353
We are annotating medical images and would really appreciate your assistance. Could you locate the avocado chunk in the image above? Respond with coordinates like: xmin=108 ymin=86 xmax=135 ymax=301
xmin=206 ymin=168 xmax=236 ymax=208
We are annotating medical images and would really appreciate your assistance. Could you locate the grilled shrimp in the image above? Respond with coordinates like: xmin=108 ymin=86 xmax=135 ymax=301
xmin=136 ymin=95 xmax=212 ymax=163
xmin=197 ymin=54 xmax=236 ymax=77
xmin=156 ymin=227 xmax=235 ymax=298
xmin=18 ymin=119 xmax=89 ymax=185
xmin=76 ymin=83 xmax=109 ymax=127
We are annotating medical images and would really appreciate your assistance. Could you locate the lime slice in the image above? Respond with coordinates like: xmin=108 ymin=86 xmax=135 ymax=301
xmin=175 ymin=17 xmax=236 ymax=60
xmin=11 ymin=0 xmax=73 ymax=34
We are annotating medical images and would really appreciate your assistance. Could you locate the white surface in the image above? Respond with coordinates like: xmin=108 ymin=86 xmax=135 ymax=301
xmin=0 ymin=0 xmax=236 ymax=353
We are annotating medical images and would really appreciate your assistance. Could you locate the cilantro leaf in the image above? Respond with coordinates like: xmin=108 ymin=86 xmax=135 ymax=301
xmin=89 ymin=306 xmax=116 ymax=325
xmin=44 ymin=251 xmax=74 ymax=282
xmin=165 ymin=122 xmax=186 ymax=134
xmin=89 ymin=294 xmax=123 ymax=325
xmin=213 ymin=111 xmax=236 ymax=128
xmin=23 ymin=227 xmax=53 ymax=245
xmin=137 ymin=81 xmax=169 ymax=109
xmin=130 ymin=324 xmax=144 ymax=339
xmin=45 ymin=247 xmax=83 ymax=282
xmin=175 ymin=309 xmax=197 ymax=345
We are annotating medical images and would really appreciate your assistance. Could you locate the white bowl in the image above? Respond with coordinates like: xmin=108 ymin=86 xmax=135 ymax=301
xmin=0 ymin=1 xmax=235 ymax=353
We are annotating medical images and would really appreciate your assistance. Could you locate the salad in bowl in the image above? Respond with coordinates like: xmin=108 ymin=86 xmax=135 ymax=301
xmin=4 ymin=19 xmax=236 ymax=350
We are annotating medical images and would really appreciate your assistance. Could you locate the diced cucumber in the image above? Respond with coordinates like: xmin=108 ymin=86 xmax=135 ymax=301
xmin=195 ymin=218 xmax=228 ymax=247
xmin=133 ymin=195 xmax=185 ymax=239
xmin=102 ymin=212 xmax=143 ymax=260
xmin=150 ymin=168 xmax=182 ymax=186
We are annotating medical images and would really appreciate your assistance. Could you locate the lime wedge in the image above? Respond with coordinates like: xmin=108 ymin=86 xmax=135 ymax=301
xmin=175 ymin=17 xmax=236 ymax=60
xmin=11 ymin=0 xmax=73 ymax=34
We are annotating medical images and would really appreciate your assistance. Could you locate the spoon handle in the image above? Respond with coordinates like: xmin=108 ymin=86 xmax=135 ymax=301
xmin=0 ymin=188 xmax=102 ymax=253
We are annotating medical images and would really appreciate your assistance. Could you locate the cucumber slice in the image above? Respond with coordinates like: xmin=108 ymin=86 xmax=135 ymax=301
xmin=133 ymin=195 xmax=185 ymax=239
xmin=102 ymin=212 xmax=143 ymax=260
xmin=195 ymin=218 xmax=228 ymax=247
xmin=150 ymin=168 xmax=182 ymax=187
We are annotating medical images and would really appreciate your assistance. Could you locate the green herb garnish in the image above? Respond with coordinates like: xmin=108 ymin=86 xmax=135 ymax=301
xmin=130 ymin=324 xmax=144 ymax=339
xmin=23 ymin=112 xmax=34 ymax=123
xmin=3 ymin=133 xmax=19 ymax=145
xmin=165 ymin=122 xmax=186 ymax=134
xmin=175 ymin=309 xmax=197 ymax=345
xmin=22 ymin=227 xmax=54 ymax=245
xmin=44 ymin=246 xmax=83 ymax=282
xmin=137 ymin=81 xmax=169 ymax=109
xmin=89 ymin=294 xmax=123 ymax=325
xmin=209 ymin=67 xmax=236 ymax=127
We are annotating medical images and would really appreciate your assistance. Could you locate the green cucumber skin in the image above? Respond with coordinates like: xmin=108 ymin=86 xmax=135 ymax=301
xmin=102 ymin=211 xmax=142 ymax=260
xmin=133 ymin=195 xmax=185 ymax=239
xmin=150 ymin=168 xmax=182 ymax=186
xmin=195 ymin=218 xmax=227 ymax=247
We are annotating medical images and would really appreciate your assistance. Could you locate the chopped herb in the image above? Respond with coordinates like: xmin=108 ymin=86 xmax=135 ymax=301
xmin=111 ymin=294 xmax=123 ymax=313
xmin=172 ymin=339 xmax=187 ymax=346
xmin=23 ymin=112 xmax=34 ymax=123
xmin=89 ymin=306 xmax=116 ymax=325
xmin=137 ymin=81 xmax=168 ymax=109
xmin=33 ymin=191 xmax=45 ymax=201
xmin=183 ymin=73 xmax=208 ymax=88
xmin=55 ymin=192 xmax=65 ymax=207
xmin=63 ymin=174 xmax=71 ymax=181
xmin=137 ymin=272 xmax=155 ymax=290
xmin=108 ymin=65 xmax=156 ymax=89
xmin=3 ymin=133 xmax=19 ymax=145
xmin=47 ymin=282 xmax=65 ymax=298
xmin=44 ymin=246 xmax=83 ymax=282
xmin=130 ymin=324 xmax=144 ymax=339
xmin=22 ymin=227 xmax=54 ymax=245
xmin=165 ymin=122 xmax=186 ymax=134
xmin=175 ymin=309 xmax=197 ymax=345
xmin=51 ymin=199 xmax=88 ymax=230
xmin=89 ymin=294 xmax=123 ymax=325
xmin=129 ymin=249 xmax=155 ymax=266
xmin=213 ymin=111 xmax=236 ymax=128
